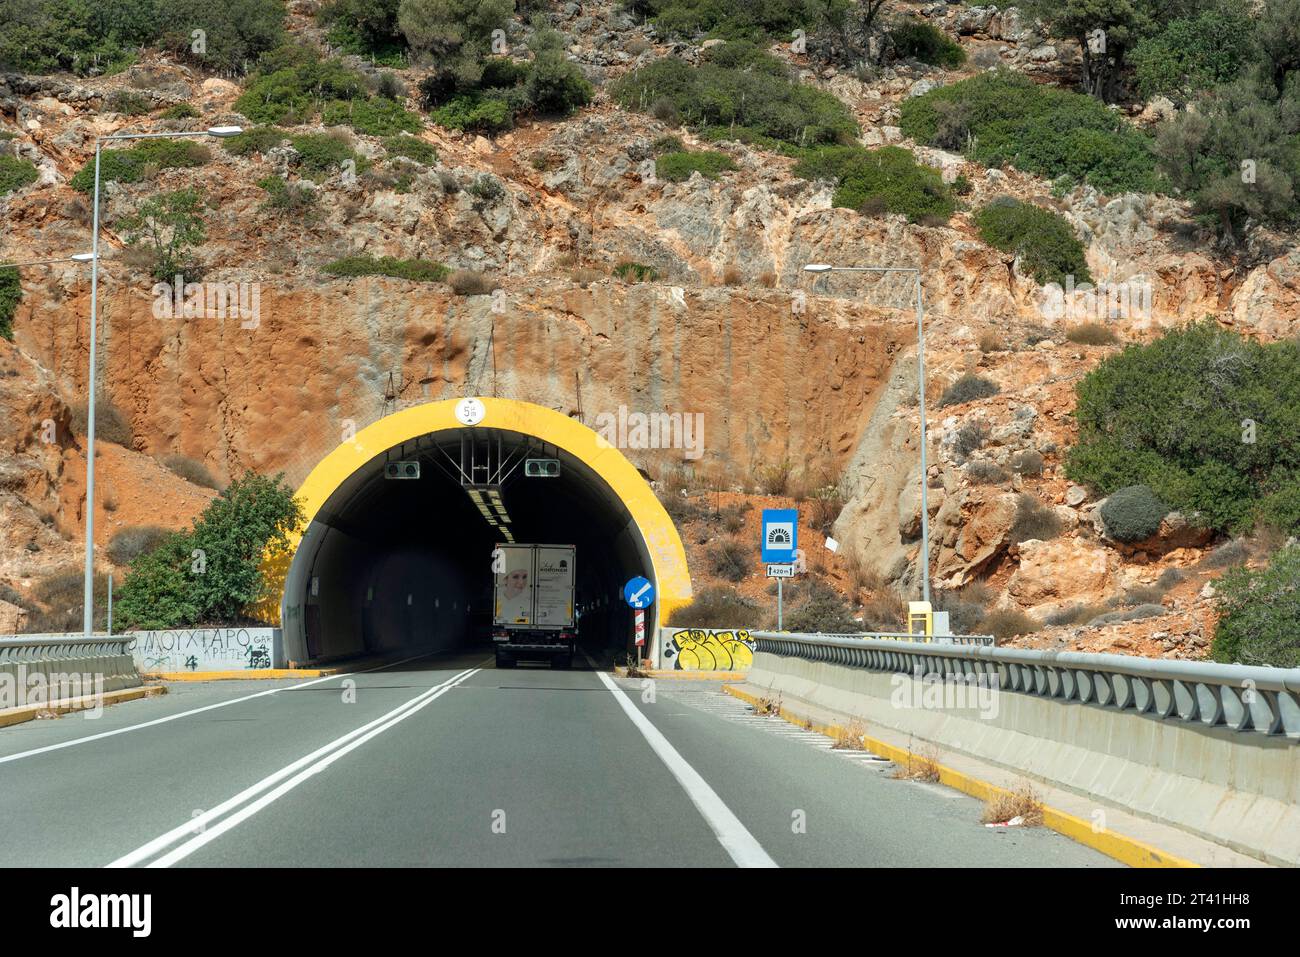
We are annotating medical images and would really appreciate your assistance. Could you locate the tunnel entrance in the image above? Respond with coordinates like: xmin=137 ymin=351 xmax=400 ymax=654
xmin=264 ymin=399 xmax=691 ymax=666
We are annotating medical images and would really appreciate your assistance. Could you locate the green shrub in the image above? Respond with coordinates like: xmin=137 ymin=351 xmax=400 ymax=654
xmin=1210 ymin=544 xmax=1300 ymax=668
xmin=319 ymin=0 xmax=405 ymax=61
xmin=323 ymin=255 xmax=450 ymax=282
xmin=796 ymin=145 xmax=956 ymax=224
xmin=643 ymin=0 xmax=806 ymax=41
xmin=652 ymin=135 xmax=685 ymax=155
xmin=222 ymin=126 xmax=288 ymax=157
xmin=612 ymin=42 xmax=858 ymax=149
xmin=1099 ymin=486 xmax=1169 ymax=542
xmin=115 ymin=471 xmax=305 ymax=629
xmin=0 ymin=0 xmax=159 ymax=75
xmin=288 ymin=132 xmax=358 ymax=173
xmin=104 ymin=90 xmax=153 ymax=115
xmin=972 ymin=198 xmax=1091 ymax=287
xmin=234 ymin=46 xmax=369 ymax=124
xmin=937 ymin=373 xmax=999 ymax=407
xmin=107 ymin=525 xmax=174 ymax=565
xmin=1066 ymin=322 xmax=1300 ymax=534
xmin=160 ymin=102 xmax=200 ymax=119
xmin=655 ymin=150 xmax=737 ymax=182
xmin=1130 ymin=9 xmax=1258 ymax=101
xmin=0 ymin=156 xmax=38 ymax=197
xmin=0 ymin=268 xmax=20 ymax=341
xmin=431 ymin=93 xmax=513 ymax=134
xmin=117 ymin=187 xmax=207 ymax=280
xmin=154 ymin=0 xmax=287 ymax=73
xmin=1257 ymin=477 xmax=1300 ymax=535
xmin=899 ymin=70 xmax=1162 ymax=194
xmin=667 ymin=585 xmax=762 ymax=628
xmin=322 ymin=96 xmax=422 ymax=135
xmin=257 ymin=174 xmax=317 ymax=212
xmin=524 ymin=47 xmax=593 ymax=115
xmin=888 ymin=18 xmax=965 ymax=68
xmin=383 ymin=135 xmax=437 ymax=164
xmin=614 ymin=261 xmax=659 ymax=283
xmin=69 ymin=138 xmax=211 ymax=192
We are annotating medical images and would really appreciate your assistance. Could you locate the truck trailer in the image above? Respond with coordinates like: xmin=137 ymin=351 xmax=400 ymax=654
xmin=492 ymin=543 xmax=577 ymax=668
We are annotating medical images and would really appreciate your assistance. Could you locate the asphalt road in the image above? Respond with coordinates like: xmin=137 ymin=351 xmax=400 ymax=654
xmin=0 ymin=650 xmax=1118 ymax=868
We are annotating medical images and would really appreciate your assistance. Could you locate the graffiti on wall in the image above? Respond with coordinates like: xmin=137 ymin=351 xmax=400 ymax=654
xmin=127 ymin=628 xmax=278 ymax=672
xmin=663 ymin=629 xmax=755 ymax=671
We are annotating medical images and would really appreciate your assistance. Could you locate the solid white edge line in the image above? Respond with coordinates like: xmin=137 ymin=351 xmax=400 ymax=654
xmin=105 ymin=667 xmax=477 ymax=868
xmin=595 ymin=670 xmax=777 ymax=868
xmin=144 ymin=668 xmax=481 ymax=868
xmin=0 ymin=652 xmax=435 ymax=766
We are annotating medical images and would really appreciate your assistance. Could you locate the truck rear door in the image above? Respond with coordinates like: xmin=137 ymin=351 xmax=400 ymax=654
xmin=494 ymin=544 xmax=535 ymax=626
xmin=533 ymin=545 xmax=575 ymax=629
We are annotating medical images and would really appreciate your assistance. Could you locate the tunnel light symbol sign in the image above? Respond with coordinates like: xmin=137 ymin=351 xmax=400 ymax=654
xmin=624 ymin=576 xmax=655 ymax=609
xmin=761 ymin=509 xmax=798 ymax=563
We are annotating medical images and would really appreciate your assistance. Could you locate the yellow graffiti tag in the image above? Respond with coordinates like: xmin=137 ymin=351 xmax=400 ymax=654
xmin=668 ymin=629 xmax=754 ymax=671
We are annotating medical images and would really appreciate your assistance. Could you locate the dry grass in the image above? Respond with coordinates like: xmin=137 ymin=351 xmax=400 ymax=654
xmin=754 ymin=694 xmax=782 ymax=717
xmin=448 ymin=269 xmax=496 ymax=296
xmin=720 ymin=264 xmax=743 ymax=286
xmin=831 ymin=719 xmax=868 ymax=750
xmin=568 ymin=267 xmax=603 ymax=287
xmin=978 ymin=330 xmax=1006 ymax=352
xmin=756 ymin=271 xmax=777 ymax=288
xmin=1065 ymin=322 xmax=1119 ymax=346
xmin=981 ymin=783 xmax=1044 ymax=826
xmin=892 ymin=747 xmax=941 ymax=782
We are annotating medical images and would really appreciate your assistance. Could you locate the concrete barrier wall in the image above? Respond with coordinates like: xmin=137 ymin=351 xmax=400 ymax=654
xmin=748 ymin=651 xmax=1300 ymax=866
xmin=127 ymin=628 xmax=283 ymax=673
xmin=0 ymin=636 xmax=142 ymax=708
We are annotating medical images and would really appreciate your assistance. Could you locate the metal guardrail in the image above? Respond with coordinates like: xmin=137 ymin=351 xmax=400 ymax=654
xmin=809 ymin=631 xmax=996 ymax=647
xmin=751 ymin=631 xmax=1300 ymax=739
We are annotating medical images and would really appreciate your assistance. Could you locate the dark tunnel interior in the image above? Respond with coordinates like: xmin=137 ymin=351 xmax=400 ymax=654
xmin=280 ymin=428 xmax=652 ymax=666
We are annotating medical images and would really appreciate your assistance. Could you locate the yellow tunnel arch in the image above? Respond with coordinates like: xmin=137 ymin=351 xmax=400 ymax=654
xmin=256 ymin=397 xmax=693 ymax=646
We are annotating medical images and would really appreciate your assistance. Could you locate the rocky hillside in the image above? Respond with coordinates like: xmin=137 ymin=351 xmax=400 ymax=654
xmin=1 ymin=0 xmax=1296 ymax=656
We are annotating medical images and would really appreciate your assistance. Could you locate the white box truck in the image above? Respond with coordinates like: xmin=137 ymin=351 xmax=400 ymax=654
xmin=493 ymin=543 xmax=576 ymax=668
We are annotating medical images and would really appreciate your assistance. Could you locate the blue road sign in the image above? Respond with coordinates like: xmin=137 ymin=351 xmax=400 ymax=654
xmin=761 ymin=509 xmax=798 ymax=563
xmin=623 ymin=576 xmax=655 ymax=609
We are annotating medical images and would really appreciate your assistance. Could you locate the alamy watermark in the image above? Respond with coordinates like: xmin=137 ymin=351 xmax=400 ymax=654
xmin=1039 ymin=274 xmax=1152 ymax=324
xmin=593 ymin=405 xmax=705 ymax=460
xmin=0 ymin=667 xmax=104 ymax=717
xmin=151 ymin=274 xmax=260 ymax=329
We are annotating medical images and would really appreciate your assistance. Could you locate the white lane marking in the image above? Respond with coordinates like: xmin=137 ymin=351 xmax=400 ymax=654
xmin=596 ymin=670 xmax=776 ymax=869
xmin=110 ymin=668 xmax=481 ymax=868
xmin=0 ymin=652 xmax=437 ymax=766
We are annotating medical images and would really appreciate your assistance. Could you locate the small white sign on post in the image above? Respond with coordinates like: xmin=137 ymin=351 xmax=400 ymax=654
xmin=766 ymin=564 xmax=795 ymax=578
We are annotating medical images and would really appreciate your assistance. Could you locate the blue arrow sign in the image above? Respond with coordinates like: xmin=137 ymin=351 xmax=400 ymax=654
xmin=623 ymin=576 xmax=655 ymax=609
xmin=761 ymin=509 xmax=798 ymax=563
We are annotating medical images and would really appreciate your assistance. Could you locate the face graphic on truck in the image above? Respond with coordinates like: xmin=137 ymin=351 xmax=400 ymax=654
xmin=504 ymin=569 xmax=528 ymax=598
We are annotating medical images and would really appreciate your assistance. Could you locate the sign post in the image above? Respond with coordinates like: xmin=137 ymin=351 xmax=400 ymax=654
xmin=761 ymin=510 xmax=798 ymax=631
xmin=623 ymin=576 xmax=655 ymax=666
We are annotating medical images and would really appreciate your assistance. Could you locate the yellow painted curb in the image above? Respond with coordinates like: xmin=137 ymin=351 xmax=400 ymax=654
xmin=722 ymin=683 xmax=1197 ymax=870
xmin=147 ymin=668 xmax=335 ymax=681
xmin=0 ymin=685 xmax=166 ymax=729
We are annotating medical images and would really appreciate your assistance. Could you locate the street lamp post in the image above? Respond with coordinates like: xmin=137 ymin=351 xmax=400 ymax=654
xmin=803 ymin=263 xmax=931 ymax=606
xmin=81 ymin=126 xmax=242 ymax=636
